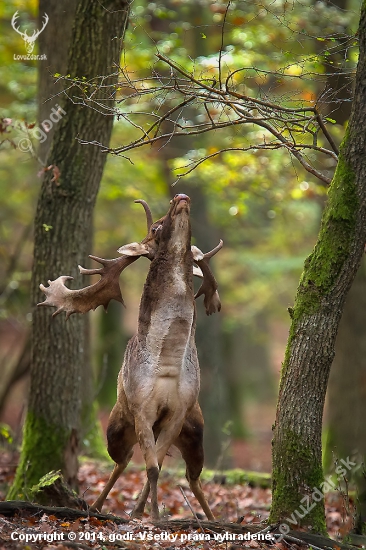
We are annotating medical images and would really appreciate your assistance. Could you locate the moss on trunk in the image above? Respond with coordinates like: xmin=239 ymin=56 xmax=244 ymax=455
xmin=270 ymin=2 xmax=366 ymax=534
xmin=271 ymin=431 xmax=326 ymax=533
xmin=7 ymin=414 xmax=71 ymax=500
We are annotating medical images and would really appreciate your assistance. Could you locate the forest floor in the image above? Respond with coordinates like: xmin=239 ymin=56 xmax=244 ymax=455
xmin=0 ymin=451 xmax=358 ymax=550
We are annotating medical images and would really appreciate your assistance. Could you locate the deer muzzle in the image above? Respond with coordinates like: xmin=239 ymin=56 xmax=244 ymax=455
xmin=172 ymin=193 xmax=190 ymax=213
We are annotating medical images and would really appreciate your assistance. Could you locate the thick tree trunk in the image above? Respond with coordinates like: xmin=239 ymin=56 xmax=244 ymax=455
xmin=0 ymin=2 xmax=76 ymax=418
xmin=7 ymin=0 xmax=130 ymax=499
xmin=270 ymin=2 xmax=366 ymax=534
xmin=37 ymin=0 xmax=76 ymax=163
xmin=322 ymin=0 xmax=365 ymax=470
xmin=325 ymin=258 xmax=366 ymax=467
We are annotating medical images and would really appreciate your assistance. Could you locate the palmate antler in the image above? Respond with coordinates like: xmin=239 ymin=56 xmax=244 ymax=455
xmin=38 ymin=200 xmax=154 ymax=319
xmin=38 ymin=200 xmax=223 ymax=318
xmin=192 ymin=240 xmax=223 ymax=315
xmin=38 ymin=255 xmax=138 ymax=320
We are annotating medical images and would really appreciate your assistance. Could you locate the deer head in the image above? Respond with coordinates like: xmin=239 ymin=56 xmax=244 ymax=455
xmin=11 ymin=11 xmax=49 ymax=54
xmin=38 ymin=198 xmax=222 ymax=317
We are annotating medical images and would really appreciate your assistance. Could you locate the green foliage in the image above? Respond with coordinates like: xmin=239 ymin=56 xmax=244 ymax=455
xmin=1 ymin=0 xmax=359 ymax=330
xmin=103 ymin=0 xmax=360 ymax=330
xmin=0 ymin=0 xmax=361 ymax=434
xmin=0 ymin=423 xmax=13 ymax=445
xmin=29 ymin=470 xmax=85 ymax=507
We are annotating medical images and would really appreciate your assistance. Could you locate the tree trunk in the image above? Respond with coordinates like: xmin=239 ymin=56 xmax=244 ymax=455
xmin=325 ymin=258 xmax=366 ymax=467
xmin=181 ymin=183 xmax=230 ymax=466
xmin=7 ymin=0 xmax=130 ymax=499
xmin=0 ymin=1 xmax=76 ymax=419
xmin=96 ymin=301 xmax=128 ymax=409
xmin=270 ymin=2 xmax=366 ymax=534
xmin=37 ymin=0 xmax=76 ymax=163
xmin=224 ymin=316 xmax=274 ymax=440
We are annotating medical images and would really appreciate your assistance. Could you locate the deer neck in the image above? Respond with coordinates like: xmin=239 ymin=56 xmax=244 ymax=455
xmin=136 ymin=212 xmax=196 ymax=376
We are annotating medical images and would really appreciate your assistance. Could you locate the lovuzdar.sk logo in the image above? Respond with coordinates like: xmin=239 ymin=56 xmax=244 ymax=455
xmin=11 ymin=11 xmax=49 ymax=60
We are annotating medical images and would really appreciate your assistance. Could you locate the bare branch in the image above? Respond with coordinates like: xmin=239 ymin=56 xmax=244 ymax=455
xmin=218 ymin=2 xmax=231 ymax=91
xmin=57 ymin=45 xmax=341 ymax=185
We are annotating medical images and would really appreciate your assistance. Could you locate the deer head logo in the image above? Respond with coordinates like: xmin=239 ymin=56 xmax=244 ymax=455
xmin=11 ymin=11 xmax=49 ymax=54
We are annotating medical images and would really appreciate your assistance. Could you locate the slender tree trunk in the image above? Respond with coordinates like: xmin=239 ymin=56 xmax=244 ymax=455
xmin=8 ymin=0 xmax=130 ymax=499
xmin=181 ymin=183 xmax=230 ymax=466
xmin=270 ymin=2 xmax=366 ymax=533
xmin=96 ymin=301 xmax=128 ymax=409
xmin=224 ymin=316 xmax=274 ymax=440
xmin=145 ymin=0 xmax=231 ymax=466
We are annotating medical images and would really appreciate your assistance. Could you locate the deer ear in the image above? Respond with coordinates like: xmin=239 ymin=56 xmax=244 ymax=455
xmin=117 ymin=242 xmax=150 ymax=256
xmin=191 ymin=246 xmax=204 ymax=262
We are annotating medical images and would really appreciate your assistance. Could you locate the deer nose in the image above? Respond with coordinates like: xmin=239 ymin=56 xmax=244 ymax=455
xmin=174 ymin=193 xmax=190 ymax=202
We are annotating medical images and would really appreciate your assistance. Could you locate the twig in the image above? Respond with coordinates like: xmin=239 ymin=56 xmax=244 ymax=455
xmin=218 ymin=2 xmax=231 ymax=90
xmin=314 ymin=108 xmax=340 ymax=155
xmin=0 ymin=500 xmax=128 ymax=524
xmin=179 ymin=485 xmax=204 ymax=532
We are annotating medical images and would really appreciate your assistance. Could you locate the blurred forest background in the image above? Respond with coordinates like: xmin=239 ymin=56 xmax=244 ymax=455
xmin=0 ymin=0 xmax=365 ymax=475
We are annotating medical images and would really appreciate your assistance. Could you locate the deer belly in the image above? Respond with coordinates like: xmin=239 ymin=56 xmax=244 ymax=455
xmin=148 ymin=376 xmax=196 ymax=427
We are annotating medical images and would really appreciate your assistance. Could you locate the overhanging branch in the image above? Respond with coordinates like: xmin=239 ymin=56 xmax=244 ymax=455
xmin=56 ymin=50 xmax=342 ymax=184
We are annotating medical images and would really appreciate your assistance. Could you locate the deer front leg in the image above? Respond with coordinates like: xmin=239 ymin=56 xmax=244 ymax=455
xmin=134 ymin=419 xmax=160 ymax=520
xmin=130 ymin=479 xmax=151 ymax=519
xmin=132 ymin=413 xmax=186 ymax=520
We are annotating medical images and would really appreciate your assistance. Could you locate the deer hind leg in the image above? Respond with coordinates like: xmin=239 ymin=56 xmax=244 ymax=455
xmin=91 ymin=405 xmax=136 ymax=512
xmin=174 ymin=403 xmax=215 ymax=521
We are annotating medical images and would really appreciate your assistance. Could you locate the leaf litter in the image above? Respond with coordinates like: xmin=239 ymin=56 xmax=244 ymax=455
xmin=0 ymin=454 xmax=356 ymax=550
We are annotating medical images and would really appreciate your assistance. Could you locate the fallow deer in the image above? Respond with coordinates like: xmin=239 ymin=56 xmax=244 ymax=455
xmin=39 ymin=194 xmax=222 ymax=521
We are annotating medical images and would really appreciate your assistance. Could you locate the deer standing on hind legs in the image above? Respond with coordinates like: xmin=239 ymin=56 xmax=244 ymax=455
xmin=39 ymin=194 xmax=222 ymax=521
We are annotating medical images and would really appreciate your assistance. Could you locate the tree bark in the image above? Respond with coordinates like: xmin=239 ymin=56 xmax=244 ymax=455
xmin=96 ymin=301 xmax=128 ymax=409
xmin=7 ymin=0 xmax=130 ymax=499
xmin=325 ymin=258 xmax=366 ymax=467
xmin=0 ymin=2 xmax=76 ymax=419
xmin=270 ymin=2 xmax=366 ymax=534
xmin=37 ymin=0 xmax=76 ymax=163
